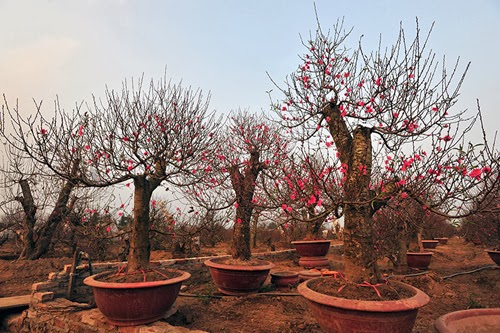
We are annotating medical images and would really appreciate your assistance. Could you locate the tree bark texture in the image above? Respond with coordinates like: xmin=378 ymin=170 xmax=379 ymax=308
xmin=127 ymin=176 xmax=155 ymax=272
xmin=229 ymin=151 xmax=262 ymax=260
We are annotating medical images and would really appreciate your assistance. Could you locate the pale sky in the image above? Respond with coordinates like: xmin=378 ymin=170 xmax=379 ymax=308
xmin=1 ymin=0 xmax=499 ymax=136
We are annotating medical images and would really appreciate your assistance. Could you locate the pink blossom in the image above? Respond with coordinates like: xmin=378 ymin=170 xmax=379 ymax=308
xmin=375 ymin=77 xmax=382 ymax=85
xmin=40 ymin=128 xmax=47 ymax=135
xmin=441 ymin=135 xmax=452 ymax=142
xmin=469 ymin=168 xmax=482 ymax=180
xmin=307 ymin=195 xmax=317 ymax=205
xmin=401 ymin=192 xmax=408 ymax=199
xmin=106 ymin=226 xmax=111 ymax=233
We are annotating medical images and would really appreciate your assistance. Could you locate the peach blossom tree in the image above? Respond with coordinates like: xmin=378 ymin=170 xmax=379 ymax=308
xmin=189 ymin=110 xmax=290 ymax=260
xmin=2 ymin=76 xmax=221 ymax=271
xmin=269 ymin=19 xmax=499 ymax=280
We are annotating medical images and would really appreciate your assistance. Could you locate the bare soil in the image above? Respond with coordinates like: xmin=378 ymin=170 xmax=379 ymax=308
xmin=0 ymin=237 xmax=499 ymax=333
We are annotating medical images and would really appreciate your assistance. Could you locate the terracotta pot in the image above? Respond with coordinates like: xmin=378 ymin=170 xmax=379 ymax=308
xmin=435 ymin=237 xmax=449 ymax=245
xmin=291 ymin=240 xmax=331 ymax=268
xmin=435 ymin=308 xmax=500 ymax=333
xmin=421 ymin=240 xmax=439 ymax=249
xmin=485 ymin=250 xmax=500 ymax=265
xmin=406 ymin=252 xmax=433 ymax=269
xmin=298 ymin=278 xmax=429 ymax=333
xmin=83 ymin=269 xmax=190 ymax=326
xmin=298 ymin=269 xmax=322 ymax=281
xmin=271 ymin=271 xmax=300 ymax=288
xmin=204 ymin=257 xmax=275 ymax=295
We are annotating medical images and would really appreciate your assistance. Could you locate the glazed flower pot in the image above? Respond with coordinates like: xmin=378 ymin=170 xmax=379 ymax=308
xmin=435 ymin=308 xmax=500 ymax=333
xmin=298 ymin=278 xmax=430 ymax=333
xmin=291 ymin=240 xmax=331 ymax=268
xmin=83 ymin=269 xmax=190 ymax=326
xmin=204 ymin=257 xmax=275 ymax=295
xmin=421 ymin=240 xmax=439 ymax=249
xmin=406 ymin=252 xmax=433 ymax=269
xmin=271 ymin=271 xmax=300 ymax=289
xmin=485 ymin=250 xmax=500 ymax=265
xmin=435 ymin=237 xmax=449 ymax=245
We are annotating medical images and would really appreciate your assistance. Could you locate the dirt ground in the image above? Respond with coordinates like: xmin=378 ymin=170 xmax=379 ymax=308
xmin=0 ymin=237 xmax=499 ymax=333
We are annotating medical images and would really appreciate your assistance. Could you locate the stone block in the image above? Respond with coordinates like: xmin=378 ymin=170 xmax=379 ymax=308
xmin=32 ymin=281 xmax=59 ymax=292
xmin=33 ymin=291 xmax=55 ymax=303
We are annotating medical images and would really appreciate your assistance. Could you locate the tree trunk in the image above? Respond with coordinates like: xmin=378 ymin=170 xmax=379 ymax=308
xmin=417 ymin=224 xmax=424 ymax=252
xmin=252 ymin=209 xmax=260 ymax=248
xmin=340 ymin=125 xmax=380 ymax=281
xmin=127 ymin=177 xmax=155 ymax=272
xmin=16 ymin=180 xmax=37 ymax=259
xmin=229 ymin=151 xmax=262 ymax=261
xmin=27 ymin=179 xmax=77 ymax=259
xmin=232 ymin=206 xmax=252 ymax=260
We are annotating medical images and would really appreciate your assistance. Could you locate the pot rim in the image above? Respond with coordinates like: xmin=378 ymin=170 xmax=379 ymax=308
xmin=83 ymin=269 xmax=191 ymax=289
xmin=407 ymin=252 xmax=434 ymax=256
xmin=271 ymin=270 xmax=299 ymax=277
xmin=422 ymin=240 xmax=439 ymax=243
xmin=204 ymin=257 xmax=275 ymax=271
xmin=291 ymin=240 xmax=332 ymax=245
xmin=298 ymin=277 xmax=430 ymax=312
xmin=485 ymin=249 xmax=500 ymax=253
xmin=435 ymin=308 xmax=500 ymax=333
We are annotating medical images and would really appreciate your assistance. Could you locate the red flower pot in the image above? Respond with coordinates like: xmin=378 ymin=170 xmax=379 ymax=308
xmin=271 ymin=271 xmax=300 ymax=288
xmin=83 ymin=269 xmax=190 ymax=326
xmin=435 ymin=237 xmax=449 ymax=245
xmin=421 ymin=240 xmax=439 ymax=249
xmin=291 ymin=240 xmax=331 ymax=268
xmin=485 ymin=250 xmax=500 ymax=265
xmin=204 ymin=257 xmax=275 ymax=295
xmin=435 ymin=308 xmax=500 ymax=333
xmin=298 ymin=278 xmax=430 ymax=333
xmin=406 ymin=252 xmax=433 ymax=269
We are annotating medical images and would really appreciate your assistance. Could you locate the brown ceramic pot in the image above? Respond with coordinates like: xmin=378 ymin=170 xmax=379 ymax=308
xmin=298 ymin=269 xmax=322 ymax=281
xmin=435 ymin=237 xmax=449 ymax=245
xmin=204 ymin=257 xmax=275 ymax=295
xmin=421 ymin=240 xmax=439 ymax=249
xmin=83 ymin=269 xmax=190 ymax=326
xmin=435 ymin=308 xmax=500 ymax=333
xmin=291 ymin=240 xmax=331 ymax=268
xmin=406 ymin=252 xmax=433 ymax=269
xmin=298 ymin=278 xmax=430 ymax=333
xmin=485 ymin=250 xmax=500 ymax=265
xmin=271 ymin=271 xmax=300 ymax=288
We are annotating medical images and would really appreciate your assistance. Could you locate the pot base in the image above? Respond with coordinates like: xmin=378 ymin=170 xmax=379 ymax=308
xmin=298 ymin=256 xmax=330 ymax=268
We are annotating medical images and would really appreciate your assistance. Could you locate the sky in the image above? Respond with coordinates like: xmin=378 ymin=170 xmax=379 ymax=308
xmin=0 ymin=0 xmax=499 ymax=138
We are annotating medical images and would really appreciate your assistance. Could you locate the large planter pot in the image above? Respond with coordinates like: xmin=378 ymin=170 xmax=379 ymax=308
xmin=421 ymin=240 xmax=439 ymax=249
xmin=435 ymin=308 xmax=500 ymax=333
xmin=298 ymin=278 xmax=430 ymax=333
xmin=485 ymin=250 xmax=500 ymax=265
xmin=83 ymin=269 xmax=190 ymax=326
xmin=291 ymin=240 xmax=331 ymax=268
xmin=204 ymin=257 xmax=275 ymax=295
xmin=435 ymin=237 xmax=449 ymax=245
xmin=406 ymin=252 xmax=433 ymax=269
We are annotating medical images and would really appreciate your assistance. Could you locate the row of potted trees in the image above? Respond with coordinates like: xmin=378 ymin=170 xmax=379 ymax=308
xmin=2 ymin=14 xmax=499 ymax=332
